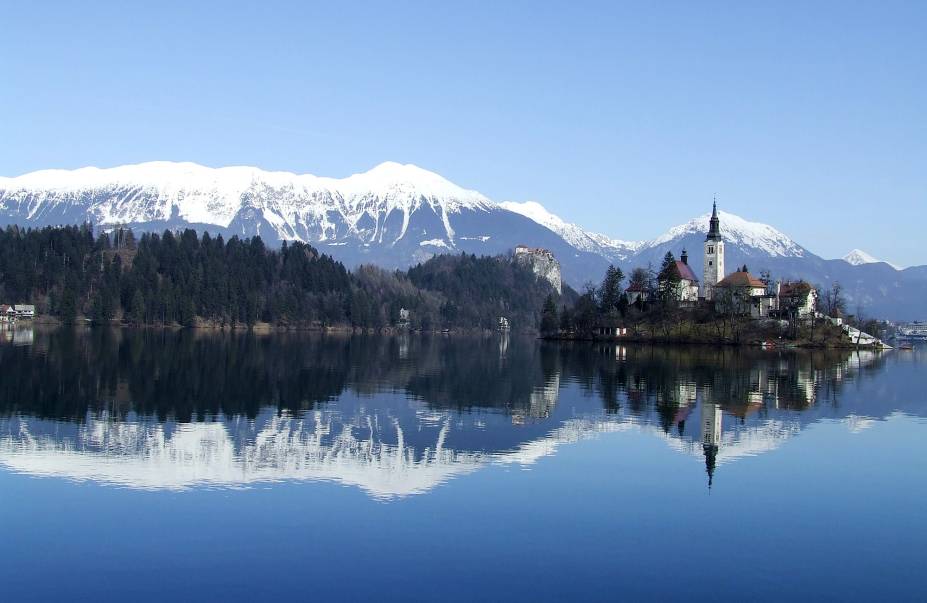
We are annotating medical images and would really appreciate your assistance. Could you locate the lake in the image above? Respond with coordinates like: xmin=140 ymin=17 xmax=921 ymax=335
xmin=0 ymin=328 xmax=924 ymax=601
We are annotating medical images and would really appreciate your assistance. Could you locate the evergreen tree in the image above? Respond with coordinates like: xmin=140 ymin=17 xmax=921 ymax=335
xmin=657 ymin=252 xmax=681 ymax=304
xmin=598 ymin=265 xmax=625 ymax=314
xmin=540 ymin=294 xmax=559 ymax=335
xmin=130 ymin=289 xmax=146 ymax=325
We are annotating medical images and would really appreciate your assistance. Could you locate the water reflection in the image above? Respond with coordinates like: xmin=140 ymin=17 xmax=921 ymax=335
xmin=0 ymin=329 xmax=921 ymax=498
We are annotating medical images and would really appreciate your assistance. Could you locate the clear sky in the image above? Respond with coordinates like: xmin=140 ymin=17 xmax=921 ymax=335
xmin=2 ymin=1 xmax=925 ymax=265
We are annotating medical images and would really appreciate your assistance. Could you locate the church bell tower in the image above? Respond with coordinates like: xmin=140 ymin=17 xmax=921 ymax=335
xmin=703 ymin=199 xmax=724 ymax=300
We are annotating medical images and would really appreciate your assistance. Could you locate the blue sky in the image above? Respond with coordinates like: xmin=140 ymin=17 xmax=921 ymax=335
xmin=2 ymin=1 xmax=925 ymax=265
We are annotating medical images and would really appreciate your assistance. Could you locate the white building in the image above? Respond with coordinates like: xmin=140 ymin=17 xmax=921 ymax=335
xmin=776 ymin=281 xmax=817 ymax=318
xmin=14 ymin=304 xmax=35 ymax=319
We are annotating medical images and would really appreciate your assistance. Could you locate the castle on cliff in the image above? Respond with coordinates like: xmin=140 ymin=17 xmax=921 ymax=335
xmin=514 ymin=245 xmax=562 ymax=294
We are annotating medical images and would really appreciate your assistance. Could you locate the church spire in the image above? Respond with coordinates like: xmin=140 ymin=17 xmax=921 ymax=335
xmin=704 ymin=443 xmax=718 ymax=491
xmin=706 ymin=195 xmax=721 ymax=241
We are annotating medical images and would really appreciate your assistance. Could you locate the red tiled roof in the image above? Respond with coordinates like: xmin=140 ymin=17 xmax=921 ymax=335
xmin=675 ymin=261 xmax=699 ymax=282
xmin=780 ymin=281 xmax=811 ymax=297
xmin=716 ymin=271 xmax=766 ymax=288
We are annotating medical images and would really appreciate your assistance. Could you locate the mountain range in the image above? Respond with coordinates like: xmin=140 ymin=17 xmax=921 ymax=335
xmin=1 ymin=161 xmax=924 ymax=319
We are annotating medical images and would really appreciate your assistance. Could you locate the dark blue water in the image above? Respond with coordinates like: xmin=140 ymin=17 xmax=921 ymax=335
xmin=0 ymin=328 xmax=924 ymax=601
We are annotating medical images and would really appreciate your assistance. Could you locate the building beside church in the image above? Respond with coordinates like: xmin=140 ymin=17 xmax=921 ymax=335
xmin=673 ymin=249 xmax=700 ymax=303
xmin=713 ymin=270 xmax=775 ymax=318
xmin=702 ymin=201 xmax=725 ymax=301
xmin=775 ymin=281 xmax=817 ymax=318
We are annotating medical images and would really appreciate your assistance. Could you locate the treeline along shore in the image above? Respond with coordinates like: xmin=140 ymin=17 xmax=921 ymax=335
xmin=0 ymin=224 xmax=559 ymax=332
xmin=0 ymin=225 xmax=886 ymax=347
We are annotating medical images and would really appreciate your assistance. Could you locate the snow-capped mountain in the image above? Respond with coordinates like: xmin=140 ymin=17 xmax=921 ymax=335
xmin=843 ymin=249 xmax=900 ymax=270
xmin=643 ymin=211 xmax=806 ymax=258
xmin=844 ymin=249 xmax=880 ymax=266
xmin=0 ymin=161 xmax=611 ymax=284
xmin=500 ymin=201 xmax=640 ymax=262
xmin=0 ymin=160 xmax=492 ymax=244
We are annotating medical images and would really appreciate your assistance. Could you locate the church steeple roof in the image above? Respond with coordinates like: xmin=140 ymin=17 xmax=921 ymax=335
xmin=706 ymin=196 xmax=722 ymax=241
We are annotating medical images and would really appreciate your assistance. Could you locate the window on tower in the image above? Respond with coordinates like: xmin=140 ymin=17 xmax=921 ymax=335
xmin=708 ymin=246 xmax=714 ymax=254
xmin=709 ymin=261 xmax=713 ymax=266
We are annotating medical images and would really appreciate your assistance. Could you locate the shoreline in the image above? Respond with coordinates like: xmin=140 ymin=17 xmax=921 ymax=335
xmin=541 ymin=333 xmax=890 ymax=350
xmin=12 ymin=319 xmax=893 ymax=350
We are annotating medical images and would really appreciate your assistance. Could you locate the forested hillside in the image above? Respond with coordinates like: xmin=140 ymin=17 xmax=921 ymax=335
xmin=0 ymin=225 xmax=561 ymax=330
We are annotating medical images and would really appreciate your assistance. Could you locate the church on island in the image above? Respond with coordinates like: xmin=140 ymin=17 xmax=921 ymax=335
xmin=657 ymin=201 xmax=817 ymax=320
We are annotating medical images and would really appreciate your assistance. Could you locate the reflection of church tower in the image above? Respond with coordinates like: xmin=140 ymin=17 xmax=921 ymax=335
xmin=700 ymin=402 xmax=722 ymax=489
xmin=703 ymin=199 xmax=725 ymax=301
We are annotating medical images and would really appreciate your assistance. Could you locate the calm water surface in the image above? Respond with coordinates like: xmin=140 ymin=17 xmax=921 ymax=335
xmin=1 ymin=328 xmax=924 ymax=601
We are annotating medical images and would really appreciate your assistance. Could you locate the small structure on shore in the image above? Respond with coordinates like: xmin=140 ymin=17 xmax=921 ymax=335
xmin=498 ymin=316 xmax=510 ymax=332
xmin=0 ymin=305 xmax=14 ymax=322
xmin=13 ymin=304 xmax=35 ymax=319
xmin=596 ymin=325 xmax=628 ymax=338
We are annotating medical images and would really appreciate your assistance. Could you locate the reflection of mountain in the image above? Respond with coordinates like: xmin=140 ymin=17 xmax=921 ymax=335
xmin=0 ymin=409 xmax=485 ymax=498
xmin=0 ymin=408 xmax=640 ymax=498
xmin=0 ymin=330 xmax=920 ymax=496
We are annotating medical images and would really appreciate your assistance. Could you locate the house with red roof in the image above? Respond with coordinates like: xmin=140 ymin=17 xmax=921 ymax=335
xmin=625 ymin=282 xmax=649 ymax=306
xmin=713 ymin=269 xmax=775 ymax=318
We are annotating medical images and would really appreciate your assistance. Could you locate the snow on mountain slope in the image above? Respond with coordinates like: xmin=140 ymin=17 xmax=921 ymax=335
xmin=500 ymin=200 xmax=640 ymax=261
xmin=0 ymin=161 xmax=617 ymax=286
xmin=644 ymin=210 xmax=806 ymax=257
xmin=843 ymin=249 xmax=900 ymax=270
xmin=0 ymin=161 xmax=493 ymax=245
xmin=502 ymin=202 xmax=807 ymax=264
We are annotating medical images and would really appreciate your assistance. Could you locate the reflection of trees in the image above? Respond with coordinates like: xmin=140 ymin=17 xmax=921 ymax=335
xmin=0 ymin=329 xmax=353 ymax=421
xmin=0 ymin=330 xmax=892 ymax=428
xmin=554 ymin=344 xmax=887 ymax=430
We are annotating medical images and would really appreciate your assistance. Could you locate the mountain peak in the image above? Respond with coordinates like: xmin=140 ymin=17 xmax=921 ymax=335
xmin=649 ymin=210 xmax=806 ymax=257
xmin=844 ymin=249 xmax=879 ymax=265
xmin=843 ymin=249 xmax=900 ymax=270
xmin=340 ymin=161 xmax=488 ymax=204
xmin=499 ymin=200 xmax=640 ymax=260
